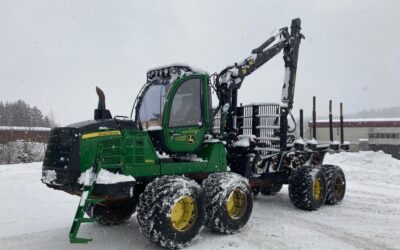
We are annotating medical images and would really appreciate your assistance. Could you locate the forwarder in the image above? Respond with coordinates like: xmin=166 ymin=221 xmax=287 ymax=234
xmin=42 ymin=18 xmax=346 ymax=249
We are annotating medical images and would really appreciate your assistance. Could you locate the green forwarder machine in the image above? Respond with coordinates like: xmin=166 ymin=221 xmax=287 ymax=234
xmin=42 ymin=18 xmax=346 ymax=249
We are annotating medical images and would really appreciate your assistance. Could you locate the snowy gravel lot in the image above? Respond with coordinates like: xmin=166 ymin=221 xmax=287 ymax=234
xmin=0 ymin=151 xmax=399 ymax=250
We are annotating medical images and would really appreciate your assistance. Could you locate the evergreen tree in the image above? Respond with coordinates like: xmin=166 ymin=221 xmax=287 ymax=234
xmin=0 ymin=100 xmax=55 ymax=127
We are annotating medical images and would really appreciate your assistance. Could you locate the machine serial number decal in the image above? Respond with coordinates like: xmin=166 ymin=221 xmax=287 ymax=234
xmin=81 ymin=130 xmax=121 ymax=139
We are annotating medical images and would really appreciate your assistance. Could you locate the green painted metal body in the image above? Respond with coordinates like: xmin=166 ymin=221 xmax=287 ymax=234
xmin=79 ymin=130 xmax=227 ymax=177
xmin=71 ymin=128 xmax=226 ymax=244
xmin=78 ymin=73 xmax=227 ymax=179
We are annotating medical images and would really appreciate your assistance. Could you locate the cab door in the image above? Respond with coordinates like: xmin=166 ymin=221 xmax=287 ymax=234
xmin=162 ymin=75 xmax=209 ymax=153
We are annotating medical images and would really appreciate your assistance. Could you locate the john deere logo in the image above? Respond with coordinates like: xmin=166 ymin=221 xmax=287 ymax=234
xmin=187 ymin=135 xmax=195 ymax=144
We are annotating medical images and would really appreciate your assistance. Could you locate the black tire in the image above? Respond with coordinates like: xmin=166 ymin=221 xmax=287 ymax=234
xmin=202 ymin=172 xmax=253 ymax=234
xmin=136 ymin=176 xmax=205 ymax=249
xmin=86 ymin=198 xmax=137 ymax=226
xmin=288 ymin=166 xmax=327 ymax=211
xmin=260 ymin=183 xmax=283 ymax=196
xmin=321 ymin=165 xmax=346 ymax=205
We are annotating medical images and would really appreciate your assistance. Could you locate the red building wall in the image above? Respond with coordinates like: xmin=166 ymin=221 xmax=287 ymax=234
xmin=0 ymin=129 xmax=50 ymax=143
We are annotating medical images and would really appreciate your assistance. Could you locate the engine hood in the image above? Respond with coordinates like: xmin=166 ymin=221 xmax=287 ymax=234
xmin=67 ymin=118 xmax=136 ymax=134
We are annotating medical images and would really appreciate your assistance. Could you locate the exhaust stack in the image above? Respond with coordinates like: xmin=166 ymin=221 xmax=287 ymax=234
xmin=94 ymin=87 xmax=112 ymax=120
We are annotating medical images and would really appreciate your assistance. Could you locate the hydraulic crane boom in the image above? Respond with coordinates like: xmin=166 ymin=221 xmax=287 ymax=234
xmin=214 ymin=18 xmax=303 ymax=136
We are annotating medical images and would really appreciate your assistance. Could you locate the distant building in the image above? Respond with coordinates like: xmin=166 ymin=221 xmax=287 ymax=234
xmin=0 ymin=126 xmax=51 ymax=143
xmin=308 ymin=118 xmax=400 ymax=159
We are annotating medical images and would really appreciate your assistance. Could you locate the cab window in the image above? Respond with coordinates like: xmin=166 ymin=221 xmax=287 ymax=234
xmin=169 ymin=79 xmax=202 ymax=127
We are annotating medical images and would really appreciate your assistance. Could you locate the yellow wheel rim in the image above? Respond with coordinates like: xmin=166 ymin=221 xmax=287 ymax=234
xmin=169 ymin=196 xmax=196 ymax=232
xmin=313 ymin=177 xmax=322 ymax=201
xmin=226 ymin=189 xmax=247 ymax=219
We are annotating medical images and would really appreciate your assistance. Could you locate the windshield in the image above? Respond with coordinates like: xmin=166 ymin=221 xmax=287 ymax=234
xmin=138 ymin=84 xmax=167 ymax=130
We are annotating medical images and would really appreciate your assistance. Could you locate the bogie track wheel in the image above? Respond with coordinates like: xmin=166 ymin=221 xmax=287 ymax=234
xmin=321 ymin=164 xmax=346 ymax=205
xmin=288 ymin=166 xmax=327 ymax=211
xmin=202 ymin=172 xmax=253 ymax=234
xmin=136 ymin=176 xmax=205 ymax=249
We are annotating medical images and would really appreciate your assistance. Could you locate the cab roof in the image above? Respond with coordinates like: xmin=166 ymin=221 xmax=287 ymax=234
xmin=146 ymin=64 xmax=208 ymax=82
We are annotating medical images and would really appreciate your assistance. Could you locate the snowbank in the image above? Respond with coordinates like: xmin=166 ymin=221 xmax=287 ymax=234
xmin=324 ymin=150 xmax=400 ymax=185
xmin=0 ymin=141 xmax=46 ymax=164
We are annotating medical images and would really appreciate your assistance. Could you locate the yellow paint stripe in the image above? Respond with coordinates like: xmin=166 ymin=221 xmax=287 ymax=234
xmin=81 ymin=130 xmax=121 ymax=139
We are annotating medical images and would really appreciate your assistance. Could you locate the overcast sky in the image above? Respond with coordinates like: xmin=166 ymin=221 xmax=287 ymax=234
xmin=1 ymin=0 xmax=399 ymax=125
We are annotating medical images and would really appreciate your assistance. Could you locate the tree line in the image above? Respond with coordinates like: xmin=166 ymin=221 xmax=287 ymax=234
xmin=351 ymin=106 xmax=400 ymax=119
xmin=0 ymin=100 xmax=55 ymax=127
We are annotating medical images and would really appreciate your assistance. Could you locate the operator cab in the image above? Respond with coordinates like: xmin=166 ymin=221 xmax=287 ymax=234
xmin=133 ymin=65 xmax=213 ymax=154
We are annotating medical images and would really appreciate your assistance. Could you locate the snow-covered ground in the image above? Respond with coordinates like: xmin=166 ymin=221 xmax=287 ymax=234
xmin=0 ymin=151 xmax=399 ymax=249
